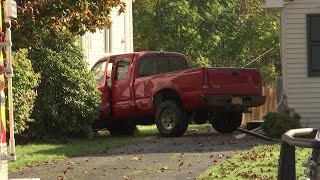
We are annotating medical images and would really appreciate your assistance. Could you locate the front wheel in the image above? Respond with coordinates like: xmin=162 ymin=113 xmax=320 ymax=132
xmin=212 ymin=111 xmax=242 ymax=133
xmin=155 ymin=100 xmax=188 ymax=137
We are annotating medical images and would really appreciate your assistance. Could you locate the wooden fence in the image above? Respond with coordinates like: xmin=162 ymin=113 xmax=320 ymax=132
xmin=242 ymin=87 xmax=277 ymax=124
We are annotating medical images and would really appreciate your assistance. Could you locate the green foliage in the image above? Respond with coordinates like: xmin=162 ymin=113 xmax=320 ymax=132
xmin=199 ymin=144 xmax=311 ymax=179
xmin=13 ymin=0 xmax=125 ymax=49
xmin=262 ymin=111 xmax=301 ymax=138
xmin=8 ymin=49 xmax=40 ymax=134
xmin=27 ymin=30 xmax=101 ymax=138
xmin=133 ymin=0 xmax=280 ymax=86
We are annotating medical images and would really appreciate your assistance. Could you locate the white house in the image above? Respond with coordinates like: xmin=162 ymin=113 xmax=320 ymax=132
xmin=265 ymin=0 xmax=320 ymax=127
xmin=80 ymin=0 xmax=134 ymax=68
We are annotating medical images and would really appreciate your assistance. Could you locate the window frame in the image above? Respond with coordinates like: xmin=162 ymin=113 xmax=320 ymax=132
xmin=307 ymin=14 xmax=320 ymax=77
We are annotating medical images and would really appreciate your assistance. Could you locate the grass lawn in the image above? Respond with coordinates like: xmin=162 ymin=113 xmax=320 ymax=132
xmin=9 ymin=124 xmax=207 ymax=172
xmin=198 ymin=143 xmax=312 ymax=180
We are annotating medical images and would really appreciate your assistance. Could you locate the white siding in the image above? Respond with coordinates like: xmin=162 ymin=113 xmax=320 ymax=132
xmin=81 ymin=0 xmax=133 ymax=68
xmin=282 ymin=0 xmax=320 ymax=127
xmin=81 ymin=30 xmax=106 ymax=68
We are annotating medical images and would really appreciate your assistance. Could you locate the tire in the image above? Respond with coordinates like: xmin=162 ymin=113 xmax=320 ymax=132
xmin=212 ymin=111 xmax=242 ymax=133
xmin=108 ymin=122 xmax=137 ymax=136
xmin=155 ymin=100 xmax=188 ymax=137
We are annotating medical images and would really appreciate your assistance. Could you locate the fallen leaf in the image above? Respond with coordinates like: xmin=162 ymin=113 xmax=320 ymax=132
xmin=160 ymin=166 xmax=168 ymax=172
xmin=209 ymin=155 xmax=214 ymax=158
xmin=132 ymin=157 xmax=142 ymax=161
xmin=179 ymin=161 xmax=184 ymax=167
xmin=67 ymin=161 xmax=75 ymax=165
xmin=124 ymin=176 xmax=130 ymax=180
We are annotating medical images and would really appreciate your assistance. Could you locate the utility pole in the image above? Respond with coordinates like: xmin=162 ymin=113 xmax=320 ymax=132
xmin=0 ymin=0 xmax=17 ymax=179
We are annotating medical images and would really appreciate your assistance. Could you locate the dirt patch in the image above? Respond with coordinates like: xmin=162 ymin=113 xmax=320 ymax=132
xmin=9 ymin=130 xmax=264 ymax=180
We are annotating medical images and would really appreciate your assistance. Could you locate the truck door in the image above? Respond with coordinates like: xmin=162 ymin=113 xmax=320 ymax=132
xmin=91 ymin=58 xmax=112 ymax=122
xmin=111 ymin=54 xmax=135 ymax=120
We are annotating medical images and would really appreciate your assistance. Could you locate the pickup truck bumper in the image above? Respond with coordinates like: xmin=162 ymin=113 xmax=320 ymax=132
xmin=202 ymin=95 xmax=266 ymax=108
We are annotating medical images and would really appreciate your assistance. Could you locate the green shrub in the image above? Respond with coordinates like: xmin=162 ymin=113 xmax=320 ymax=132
xmin=7 ymin=49 xmax=40 ymax=134
xmin=27 ymin=30 xmax=101 ymax=138
xmin=262 ymin=111 xmax=301 ymax=138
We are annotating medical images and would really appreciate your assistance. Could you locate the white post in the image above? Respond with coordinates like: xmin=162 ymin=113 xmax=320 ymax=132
xmin=4 ymin=0 xmax=17 ymax=162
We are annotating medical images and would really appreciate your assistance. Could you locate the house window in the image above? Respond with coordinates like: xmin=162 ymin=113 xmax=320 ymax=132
xmin=307 ymin=14 xmax=320 ymax=77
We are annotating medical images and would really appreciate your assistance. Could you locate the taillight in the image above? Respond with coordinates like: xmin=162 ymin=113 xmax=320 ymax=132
xmin=203 ymin=69 xmax=209 ymax=89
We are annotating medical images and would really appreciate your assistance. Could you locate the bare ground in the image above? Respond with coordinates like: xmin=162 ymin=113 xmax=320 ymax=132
xmin=9 ymin=129 xmax=264 ymax=180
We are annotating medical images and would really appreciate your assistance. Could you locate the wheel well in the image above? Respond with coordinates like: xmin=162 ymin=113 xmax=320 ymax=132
xmin=154 ymin=89 xmax=181 ymax=109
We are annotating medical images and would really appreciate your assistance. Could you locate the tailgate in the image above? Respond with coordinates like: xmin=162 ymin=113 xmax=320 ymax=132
xmin=205 ymin=68 xmax=262 ymax=95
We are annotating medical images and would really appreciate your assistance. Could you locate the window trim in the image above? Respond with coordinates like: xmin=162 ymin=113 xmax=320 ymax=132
xmin=307 ymin=14 xmax=320 ymax=77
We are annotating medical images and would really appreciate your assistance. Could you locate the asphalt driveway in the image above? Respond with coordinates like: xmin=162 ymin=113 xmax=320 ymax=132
xmin=9 ymin=129 xmax=264 ymax=180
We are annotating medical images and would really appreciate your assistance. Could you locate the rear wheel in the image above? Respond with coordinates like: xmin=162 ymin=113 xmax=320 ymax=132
xmin=155 ymin=100 xmax=188 ymax=137
xmin=212 ymin=111 xmax=242 ymax=133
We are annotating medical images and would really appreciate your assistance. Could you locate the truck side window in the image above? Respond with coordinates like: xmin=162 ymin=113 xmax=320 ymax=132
xmin=116 ymin=58 xmax=130 ymax=80
xmin=138 ymin=56 xmax=157 ymax=77
xmin=169 ymin=56 xmax=188 ymax=72
xmin=157 ymin=57 xmax=170 ymax=74
xmin=91 ymin=61 xmax=107 ymax=83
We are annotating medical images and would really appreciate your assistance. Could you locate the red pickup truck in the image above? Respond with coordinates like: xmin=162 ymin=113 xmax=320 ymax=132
xmin=91 ymin=51 xmax=266 ymax=137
